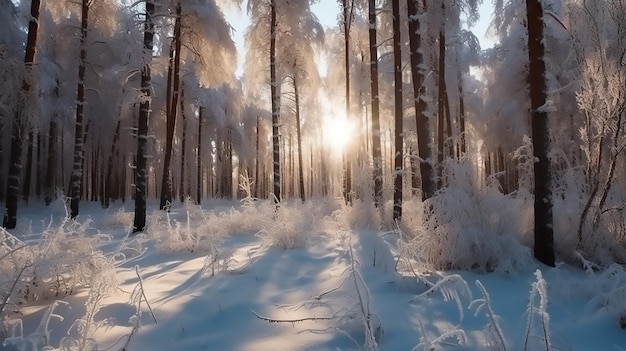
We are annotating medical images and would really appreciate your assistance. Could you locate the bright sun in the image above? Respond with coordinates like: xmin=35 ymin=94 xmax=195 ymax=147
xmin=322 ymin=112 xmax=354 ymax=153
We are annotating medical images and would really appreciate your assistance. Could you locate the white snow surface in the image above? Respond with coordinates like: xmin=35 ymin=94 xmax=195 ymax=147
xmin=2 ymin=199 xmax=625 ymax=351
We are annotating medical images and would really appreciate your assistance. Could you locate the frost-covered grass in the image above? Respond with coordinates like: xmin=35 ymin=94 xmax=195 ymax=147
xmin=1 ymin=194 xmax=625 ymax=350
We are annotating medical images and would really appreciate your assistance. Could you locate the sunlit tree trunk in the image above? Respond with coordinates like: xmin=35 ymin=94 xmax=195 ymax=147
xmin=392 ymin=0 xmax=403 ymax=220
xmin=160 ymin=2 xmax=182 ymax=210
xmin=369 ymin=0 xmax=383 ymax=207
xmin=68 ymin=0 xmax=89 ymax=219
xmin=526 ymin=0 xmax=555 ymax=266
xmin=3 ymin=0 xmax=40 ymax=229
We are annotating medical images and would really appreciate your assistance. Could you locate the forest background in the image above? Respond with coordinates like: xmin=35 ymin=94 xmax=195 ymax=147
xmin=1 ymin=0 xmax=626 ymax=348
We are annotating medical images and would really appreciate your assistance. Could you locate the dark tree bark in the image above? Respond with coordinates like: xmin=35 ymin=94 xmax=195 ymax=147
xmin=457 ymin=72 xmax=466 ymax=158
xmin=196 ymin=107 xmax=203 ymax=204
xmin=293 ymin=75 xmax=305 ymax=203
xmin=407 ymin=0 xmax=435 ymax=201
xmin=3 ymin=0 xmax=40 ymax=229
xmin=68 ymin=0 xmax=89 ymax=219
xmin=132 ymin=0 xmax=154 ymax=232
xmin=254 ymin=115 xmax=260 ymax=198
xmin=392 ymin=0 xmax=403 ymax=220
xmin=35 ymin=130 xmax=42 ymax=198
xmin=436 ymin=6 xmax=446 ymax=189
xmin=526 ymin=0 xmax=555 ymax=266
xmin=159 ymin=2 xmax=182 ymax=210
xmin=342 ymin=0 xmax=354 ymax=205
xmin=270 ymin=0 xmax=281 ymax=203
xmin=220 ymin=130 xmax=233 ymax=198
xmin=179 ymin=86 xmax=187 ymax=203
xmin=368 ymin=0 xmax=383 ymax=207
xmin=45 ymin=118 xmax=57 ymax=206
xmin=23 ymin=130 xmax=34 ymax=203
xmin=444 ymin=84 xmax=453 ymax=158
xmin=104 ymin=120 xmax=121 ymax=208
xmin=91 ymin=140 xmax=99 ymax=202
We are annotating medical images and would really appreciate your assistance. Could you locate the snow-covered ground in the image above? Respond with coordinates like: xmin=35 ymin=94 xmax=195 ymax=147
xmin=1 ymin=199 xmax=625 ymax=351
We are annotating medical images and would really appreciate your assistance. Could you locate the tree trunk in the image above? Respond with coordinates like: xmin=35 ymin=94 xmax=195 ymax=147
xmin=392 ymin=0 xmax=403 ymax=220
xmin=132 ymin=0 xmax=153 ymax=231
xmin=3 ymin=0 xmax=40 ymax=229
xmin=196 ymin=107 xmax=203 ymax=204
xmin=104 ymin=120 xmax=121 ymax=208
xmin=35 ymin=130 xmax=42 ymax=199
xmin=458 ymin=72 xmax=466 ymax=158
xmin=526 ymin=0 xmax=555 ymax=266
xmin=436 ymin=7 xmax=446 ymax=189
xmin=254 ymin=115 xmax=260 ymax=198
xmin=91 ymin=140 xmax=99 ymax=202
xmin=342 ymin=0 xmax=353 ymax=205
xmin=270 ymin=0 xmax=281 ymax=203
xmin=22 ymin=130 xmax=34 ymax=203
xmin=444 ymin=85 xmax=454 ymax=159
xmin=68 ymin=0 xmax=89 ymax=219
xmin=179 ymin=86 xmax=187 ymax=203
xmin=225 ymin=130 xmax=233 ymax=198
xmin=408 ymin=0 xmax=435 ymax=201
xmin=294 ymin=77 xmax=305 ymax=203
xmin=45 ymin=118 xmax=57 ymax=205
xmin=159 ymin=2 xmax=182 ymax=210
xmin=369 ymin=0 xmax=383 ymax=207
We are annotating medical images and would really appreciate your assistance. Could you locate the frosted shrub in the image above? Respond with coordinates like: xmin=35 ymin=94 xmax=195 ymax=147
xmin=258 ymin=204 xmax=310 ymax=250
xmin=0 ymin=216 xmax=115 ymax=309
xmin=563 ymin=257 xmax=626 ymax=319
xmin=101 ymin=206 xmax=134 ymax=230
xmin=402 ymin=161 xmax=533 ymax=272
xmin=207 ymin=199 xmax=276 ymax=238
xmin=327 ymin=199 xmax=382 ymax=231
xmin=148 ymin=199 xmax=222 ymax=253
xmin=551 ymin=161 xmax=626 ymax=265
xmin=1 ymin=209 xmax=118 ymax=348
xmin=149 ymin=197 xmax=267 ymax=255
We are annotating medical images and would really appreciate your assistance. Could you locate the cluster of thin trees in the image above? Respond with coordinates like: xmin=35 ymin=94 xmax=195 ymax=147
xmin=2 ymin=0 xmax=625 ymax=266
